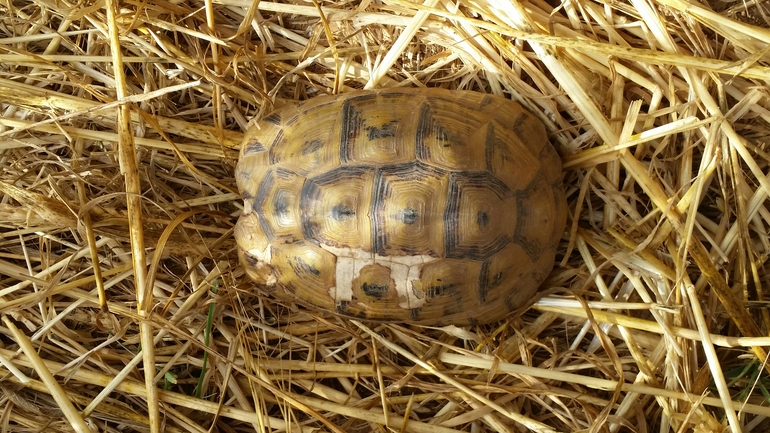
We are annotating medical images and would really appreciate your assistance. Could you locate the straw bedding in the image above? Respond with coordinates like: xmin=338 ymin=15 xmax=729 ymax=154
xmin=1 ymin=0 xmax=770 ymax=431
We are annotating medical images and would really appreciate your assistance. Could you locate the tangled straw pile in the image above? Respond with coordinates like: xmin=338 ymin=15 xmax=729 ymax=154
xmin=1 ymin=0 xmax=770 ymax=431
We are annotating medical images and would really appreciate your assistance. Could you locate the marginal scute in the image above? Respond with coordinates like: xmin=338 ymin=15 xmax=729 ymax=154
xmin=417 ymin=258 xmax=482 ymax=302
xmin=271 ymin=241 xmax=336 ymax=310
xmin=235 ymin=212 xmax=276 ymax=286
xmin=514 ymin=170 xmax=558 ymax=262
xmin=352 ymin=264 xmax=398 ymax=300
xmin=235 ymin=88 xmax=567 ymax=325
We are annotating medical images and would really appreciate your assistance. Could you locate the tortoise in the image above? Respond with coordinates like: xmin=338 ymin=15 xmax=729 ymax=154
xmin=235 ymin=88 xmax=566 ymax=326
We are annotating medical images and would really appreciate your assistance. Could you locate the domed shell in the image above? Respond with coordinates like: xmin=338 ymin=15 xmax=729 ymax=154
xmin=235 ymin=88 xmax=566 ymax=326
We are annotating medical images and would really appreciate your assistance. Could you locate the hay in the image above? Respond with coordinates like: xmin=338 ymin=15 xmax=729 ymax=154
xmin=1 ymin=0 xmax=770 ymax=431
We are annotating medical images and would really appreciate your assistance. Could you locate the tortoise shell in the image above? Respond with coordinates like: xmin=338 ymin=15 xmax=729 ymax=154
xmin=235 ymin=88 xmax=566 ymax=326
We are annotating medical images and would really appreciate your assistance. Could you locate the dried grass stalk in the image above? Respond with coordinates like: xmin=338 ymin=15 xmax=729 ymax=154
xmin=2 ymin=0 xmax=770 ymax=431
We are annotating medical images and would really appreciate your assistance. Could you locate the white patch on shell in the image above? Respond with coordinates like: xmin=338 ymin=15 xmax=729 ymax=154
xmin=319 ymin=244 xmax=438 ymax=310
xmin=248 ymin=246 xmax=277 ymax=286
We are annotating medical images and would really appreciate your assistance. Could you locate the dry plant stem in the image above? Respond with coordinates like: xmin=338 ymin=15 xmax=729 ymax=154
xmin=73 ymin=136 xmax=108 ymax=312
xmin=103 ymin=0 xmax=159 ymax=431
xmin=623 ymin=0 xmax=769 ymax=366
xmin=0 ymin=344 xmax=462 ymax=433
xmin=438 ymin=353 xmax=770 ymax=417
xmin=510 ymin=0 xmax=770 ymax=370
xmin=620 ymin=151 xmax=770 ymax=371
xmin=534 ymin=303 xmax=770 ymax=348
xmin=0 ymin=117 xmax=232 ymax=157
xmin=0 ymin=350 xmax=306 ymax=433
xmin=364 ymin=0 xmax=440 ymax=89
xmin=353 ymin=321 xmax=556 ymax=433
xmin=684 ymin=284 xmax=740 ymax=432
xmin=0 ymin=78 xmax=241 ymax=149
xmin=0 ymin=373 xmax=182 ymax=432
xmin=0 ymin=81 xmax=200 ymax=139
xmin=4 ymin=0 xmax=770 ymax=430
xmin=245 ymin=0 xmax=770 ymax=79
xmin=0 ymin=350 xmax=30 ymax=384
xmin=2 ymin=317 xmax=92 ymax=433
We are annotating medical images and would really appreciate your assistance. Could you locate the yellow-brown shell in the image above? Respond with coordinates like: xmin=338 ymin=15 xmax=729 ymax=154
xmin=235 ymin=88 xmax=566 ymax=326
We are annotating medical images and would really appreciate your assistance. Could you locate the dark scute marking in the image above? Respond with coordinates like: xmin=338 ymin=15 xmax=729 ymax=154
xmin=290 ymin=256 xmax=320 ymax=277
xmin=484 ymin=123 xmax=513 ymax=170
xmin=340 ymin=98 xmax=365 ymax=162
xmin=302 ymin=138 xmax=324 ymax=155
xmin=513 ymin=233 xmax=543 ymax=262
xmin=242 ymin=139 xmax=266 ymax=155
xmin=504 ymin=294 xmax=517 ymax=312
xmin=512 ymin=172 xmax=550 ymax=262
xmin=379 ymin=90 xmax=410 ymax=99
xmin=285 ymin=114 xmax=300 ymax=126
xmin=275 ymin=167 xmax=297 ymax=179
xmin=539 ymin=140 xmax=558 ymax=161
xmin=242 ymin=251 xmax=258 ymax=266
xmin=362 ymin=283 xmax=389 ymax=299
xmin=478 ymin=260 xmax=490 ymax=303
xmin=254 ymin=171 xmax=276 ymax=239
xmin=480 ymin=95 xmax=494 ymax=108
xmin=300 ymin=181 xmax=321 ymax=243
xmin=237 ymin=168 xmax=251 ymax=182
xmin=467 ymin=317 xmax=480 ymax=327
xmin=241 ymin=190 xmax=253 ymax=200
xmin=398 ymin=207 xmax=418 ymax=225
xmin=511 ymin=112 xmax=530 ymax=142
xmin=366 ymin=121 xmax=398 ymax=140
xmin=348 ymin=92 xmax=379 ymax=103
xmin=371 ymin=169 xmax=388 ymax=254
xmin=262 ymin=113 xmax=282 ymax=125
xmin=267 ymin=129 xmax=285 ymax=164
xmin=437 ymin=126 xmax=451 ymax=144
xmin=492 ymin=271 xmax=504 ymax=287
xmin=414 ymin=101 xmax=459 ymax=149
xmin=444 ymin=172 xmax=513 ymax=260
xmin=310 ymin=164 xmax=375 ymax=185
xmin=504 ymin=277 xmax=539 ymax=311
xmin=273 ymin=191 xmax=289 ymax=217
xmin=477 ymin=211 xmax=489 ymax=227
xmin=336 ymin=301 xmax=349 ymax=314
xmin=415 ymin=103 xmax=432 ymax=159
xmin=409 ymin=307 xmax=421 ymax=321
xmin=331 ymin=204 xmax=355 ymax=221
xmin=444 ymin=177 xmax=460 ymax=255
xmin=426 ymin=284 xmax=457 ymax=298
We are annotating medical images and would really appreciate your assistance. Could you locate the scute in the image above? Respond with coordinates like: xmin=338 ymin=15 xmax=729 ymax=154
xmin=514 ymin=170 xmax=559 ymax=262
xmin=415 ymin=101 xmax=489 ymax=171
xmin=444 ymin=171 xmax=516 ymax=260
xmin=371 ymin=161 xmax=447 ymax=257
xmin=339 ymin=94 xmax=418 ymax=165
xmin=255 ymin=168 xmax=305 ymax=242
xmin=271 ymin=241 xmax=337 ymax=310
xmin=267 ymin=101 xmax=342 ymax=177
xmin=235 ymin=88 xmax=567 ymax=326
xmin=301 ymin=165 xmax=375 ymax=250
